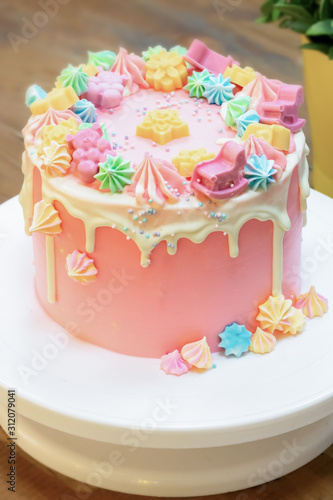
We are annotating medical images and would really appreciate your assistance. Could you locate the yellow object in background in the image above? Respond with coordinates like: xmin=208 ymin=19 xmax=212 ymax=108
xmin=242 ymin=123 xmax=291 ymax=151
xmin=172 ymin=148 xmax=215 ymax=177
xmin=302 ymin=37 xmax=333 ymax=198
xmin=30 ymin=86 xmax=79 ymax=115
xmin=223 ymin=64 xmax=256 ymax=88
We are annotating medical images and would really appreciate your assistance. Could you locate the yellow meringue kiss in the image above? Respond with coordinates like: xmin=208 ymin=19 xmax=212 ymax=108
xmin=295 ymin=286 xmax=328 ymax=319
xmin=286 ymin=307 xmax=306 ymax=335
xmin=249 ymin=327 xmax=276 ymax=354
xmin=181 ymin=336 xmax=213 ymax=369
xmin=257 ymin=295 xmax=306 ymax=335
xmin=29 ymin=200 xmax=62 ymax=236
xmin=40 ymin=141 xmax=71 ymax=177
xmin=65 ymin=250 xmax=98 ymax=285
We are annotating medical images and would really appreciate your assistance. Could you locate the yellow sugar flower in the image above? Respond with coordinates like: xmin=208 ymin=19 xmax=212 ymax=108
xmin=257 ymin=295 xmax=291 ymax=334
xmin=257 ymin=295 xmax=306 ymax=336
xmin=146 ymin=50 xmax=188 ymax=92
xmin=38 ymin=117 xmax=79 ymax=154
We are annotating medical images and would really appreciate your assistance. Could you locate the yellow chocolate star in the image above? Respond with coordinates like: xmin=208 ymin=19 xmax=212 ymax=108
xmin=136 ymin=109 xmax=189 ymax=145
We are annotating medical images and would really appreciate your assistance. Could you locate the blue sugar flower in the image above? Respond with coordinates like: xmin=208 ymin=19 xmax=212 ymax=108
xmin=244 ymin=154 xmax=277 ymax=191
xmin=202 ymin=74 xmax=235 ymax=105
xmin=73 ymin=99 xmax=97 ymax=123
xmin=218 ymin=323 xmax=252 ymax=357
xmin=235 ymin=109 xmax=260 ymax=137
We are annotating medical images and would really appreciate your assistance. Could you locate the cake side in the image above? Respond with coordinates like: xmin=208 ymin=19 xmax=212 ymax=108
xmin=21 ymin=126 xmax=308 ymax=357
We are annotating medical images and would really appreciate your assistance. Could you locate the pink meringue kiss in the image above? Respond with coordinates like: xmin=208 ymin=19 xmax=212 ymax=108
xmin=160 ymin=349 xmax=190 ymax=376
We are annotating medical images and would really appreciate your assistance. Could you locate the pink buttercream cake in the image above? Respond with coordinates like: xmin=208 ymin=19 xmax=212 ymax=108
xmin=20 ymin=40 xmax=328 ymax=371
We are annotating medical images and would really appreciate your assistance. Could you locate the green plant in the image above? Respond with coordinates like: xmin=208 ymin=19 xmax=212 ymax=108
xmin=258 ymin=0 xmax=333 ymax=58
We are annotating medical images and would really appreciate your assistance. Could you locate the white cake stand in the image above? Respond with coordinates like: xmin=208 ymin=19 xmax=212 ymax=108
xmin=0 ymin=193 xmax=332 ymax=497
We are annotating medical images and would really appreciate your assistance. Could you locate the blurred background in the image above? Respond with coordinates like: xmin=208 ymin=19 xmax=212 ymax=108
xmin=0 ymin=0 xmax=309 ymax=205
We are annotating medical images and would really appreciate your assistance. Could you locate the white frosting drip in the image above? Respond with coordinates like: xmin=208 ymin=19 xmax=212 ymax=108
xmin=19 ymin=151 xmax=34 ymax=234
xmin=20 ymin=132 xmax=309 ymax=297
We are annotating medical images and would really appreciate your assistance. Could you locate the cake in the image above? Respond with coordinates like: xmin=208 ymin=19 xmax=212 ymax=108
xmin=20 ymin=39 xmax=328 ymax=372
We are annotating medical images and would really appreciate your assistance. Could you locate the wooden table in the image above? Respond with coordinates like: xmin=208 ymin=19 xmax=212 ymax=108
xmin=0 ymin=0 xmax=331 ymax=498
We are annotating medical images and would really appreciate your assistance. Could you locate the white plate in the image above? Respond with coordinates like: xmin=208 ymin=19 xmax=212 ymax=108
xmin=0 ymin=193 xmax=332 ymax=496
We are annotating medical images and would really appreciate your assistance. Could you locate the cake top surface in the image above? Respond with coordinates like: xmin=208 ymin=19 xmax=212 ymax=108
xmin=21 ymin=39 xmax=309 ymax=266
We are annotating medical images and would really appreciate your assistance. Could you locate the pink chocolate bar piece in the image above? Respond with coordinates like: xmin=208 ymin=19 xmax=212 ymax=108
xmin=184 ymin=39 xmax=239 ymax=75
xmin=260 ymin=84 xmax=306 ymax=132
